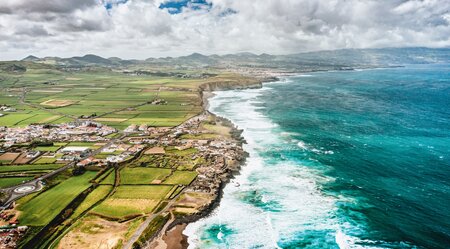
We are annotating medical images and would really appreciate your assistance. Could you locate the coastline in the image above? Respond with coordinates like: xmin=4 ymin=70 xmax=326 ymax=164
xmin=148 ymin=76 xmax=280 ymax=249
xmin=150 ymin=68 xmax=376 ymax=248
xmin=133 ymin=64 xmax=450 ymax=249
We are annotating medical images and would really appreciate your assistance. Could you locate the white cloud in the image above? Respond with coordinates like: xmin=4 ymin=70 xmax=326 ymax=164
xmin=0 ymin=0 xmax=449 ymax=60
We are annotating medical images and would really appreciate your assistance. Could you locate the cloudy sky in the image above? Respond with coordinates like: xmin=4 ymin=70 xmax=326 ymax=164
xmin=1 ymin=0 xmax=449 ymax=60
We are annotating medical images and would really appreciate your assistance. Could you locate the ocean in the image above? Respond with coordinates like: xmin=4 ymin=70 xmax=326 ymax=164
xmin=184 ymin=64 xmax=450 ymax=249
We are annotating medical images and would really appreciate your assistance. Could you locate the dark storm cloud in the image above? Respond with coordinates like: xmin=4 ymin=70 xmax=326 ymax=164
xmin=55 ymin=18 xmax=110 ymax=32
xmin=14 ymin=24 xmax=51 ymax=37
xmin=0 ymin=6 xmax=13 ymax=14
xmin=0 ymin=0 xmax=111 ymax=37
xmin=1 ymin=0 xmax=97 ymax=14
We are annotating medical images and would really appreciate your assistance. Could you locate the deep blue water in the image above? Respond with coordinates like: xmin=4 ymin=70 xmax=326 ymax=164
xmin=186 ymin=64 xmax=450 ymax=249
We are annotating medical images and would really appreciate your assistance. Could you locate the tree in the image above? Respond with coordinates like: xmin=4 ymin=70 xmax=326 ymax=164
xmin=72 ymin=166 xmax=86 ymax=176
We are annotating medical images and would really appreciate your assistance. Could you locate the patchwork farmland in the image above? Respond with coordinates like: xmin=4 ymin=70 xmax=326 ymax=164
xmin=0 ymin=61 xmax=255 ymax=248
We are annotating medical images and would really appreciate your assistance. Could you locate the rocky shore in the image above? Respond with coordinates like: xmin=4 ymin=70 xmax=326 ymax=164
xmin=145 ymin=76 xmax=280 ymax=249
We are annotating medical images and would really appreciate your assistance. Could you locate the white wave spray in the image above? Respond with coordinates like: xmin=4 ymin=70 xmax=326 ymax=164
xmin=183 ymin=85 xmax=372 ymax=248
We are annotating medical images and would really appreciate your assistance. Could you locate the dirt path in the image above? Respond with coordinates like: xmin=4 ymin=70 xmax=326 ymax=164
xmin=145 ymin=213 xmax=189 ymax=249
xmin=122 ymin=190 xmax=184 ymax=249
xmin=147 ymin=213 xmax=175 ymax=249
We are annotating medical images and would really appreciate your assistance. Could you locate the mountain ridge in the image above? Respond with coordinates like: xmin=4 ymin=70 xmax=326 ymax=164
xmin=15 ymin=47 xmax=450 ymax=69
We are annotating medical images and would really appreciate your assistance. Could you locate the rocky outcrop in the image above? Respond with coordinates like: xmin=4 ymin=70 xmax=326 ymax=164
xmin=199 ymin=79 xmax=262 ymax=92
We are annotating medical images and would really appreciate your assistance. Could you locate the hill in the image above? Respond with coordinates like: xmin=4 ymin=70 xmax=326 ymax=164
xmin=22 ymin=55 xmax=40 ymax=62
xmin=8 ymin=47 xmax=450 ymax=71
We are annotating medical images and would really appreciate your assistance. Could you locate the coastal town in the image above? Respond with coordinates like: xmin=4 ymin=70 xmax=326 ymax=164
xmin=0 ymin=121 xmax=115 ymax=147
xmin=0 ymin=42 xmax=271 ymax=249
xmin=0 ymin=103 xmax=248 ymax=248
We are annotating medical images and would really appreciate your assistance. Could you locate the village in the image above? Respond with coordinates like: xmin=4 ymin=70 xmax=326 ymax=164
xmin=0 ymin=121 xmax=116 ymax=148
xmin=0 ymin=109 xmax=245 ymax=180
xmin=0 ymin=224 xmax=27 ymax=249
xmin=164 ymin=112 xmax=246 ymax=194
xmin=0 ymin=110 xmax=247 ymax=248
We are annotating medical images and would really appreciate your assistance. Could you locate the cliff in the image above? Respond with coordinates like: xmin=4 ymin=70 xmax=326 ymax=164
xmin=199 ymin=78 xmax=263 ymax=92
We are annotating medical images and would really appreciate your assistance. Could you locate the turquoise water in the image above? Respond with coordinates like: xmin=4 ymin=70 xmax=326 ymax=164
xmin=185 ymin=64 xmax=450 ymax=248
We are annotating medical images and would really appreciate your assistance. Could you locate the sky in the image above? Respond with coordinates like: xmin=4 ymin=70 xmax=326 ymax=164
xmin=0 ymin=0 xmax=449 ymax=60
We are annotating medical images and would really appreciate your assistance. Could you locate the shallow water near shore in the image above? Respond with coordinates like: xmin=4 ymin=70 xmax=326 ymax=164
xmin=184 ymin=64 xmax=450 ymax=248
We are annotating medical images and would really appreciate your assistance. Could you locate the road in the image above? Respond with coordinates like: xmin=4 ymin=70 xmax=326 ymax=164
xmin=0 ymin=162 xmax=75 ymax=210
xmin=1 ymin=94 xmax=201 ymax=244
xmin=0 ymin=86 xmax=149 ymax=209
xmin=0 ymin=133 xmax=126 ymax=210
xmin=122 ymin=187 xmax=186 ymax=249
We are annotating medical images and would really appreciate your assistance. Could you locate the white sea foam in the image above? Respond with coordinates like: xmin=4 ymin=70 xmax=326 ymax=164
xmin=217 ymin=231 xmax=224 ymax=240
xmin=335 ymin=229 xmax=389 ymax=249
xmin=184 ymin=86 xmax=373 ymax=248
xmin=297 ymin=141 xmax=308 ymax=150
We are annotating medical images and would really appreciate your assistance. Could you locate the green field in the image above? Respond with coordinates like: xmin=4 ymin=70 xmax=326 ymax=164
xmin=120 ymin=167 xmax=172 ymax=184
xmin=33 ymin=157 xmax=57 ymax=164
xmin=0 ymin=64 xmax=214 ymax=129
xmin=0 ymin=164 xmax=62 ymax=173
xmin=112 ymin=185 xmax=173 ymax=199
xmin=71 ymin=185 xmax=113 ymax=218
xmin=164 ymin=171 xmax=198 ymax=185
xmin=35 ymin=146 xmax=62 ymax=152
xmin=0 ymin=177 xmax=33 ymax=188
xmin=99 ymin=171 xmax=115 ymax=185
xmin=166 ymin=147 xmax=198 ymax=156
xmin=66 ymin=142 xmax=101 ymax=149
xmin=91 ymin=198 xmax=160 ymax=219
xmin=130 ymin=152 xmax=203 ymax=170
xmin=18 ymin=171 xmax=96 ymax=226
xmin=90 ymin=185 xmax=172 ymax=219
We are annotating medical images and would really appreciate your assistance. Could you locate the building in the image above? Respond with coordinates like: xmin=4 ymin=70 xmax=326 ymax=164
xmin=124 ymin=124 xmax=138 ymax=133
xmin=60 ymin=146 xmax=90 ymax=153
xmin=77 ymin=157 xmax=97 ymax=167
xmin=26 ymin=151 xmax=40 ymax=158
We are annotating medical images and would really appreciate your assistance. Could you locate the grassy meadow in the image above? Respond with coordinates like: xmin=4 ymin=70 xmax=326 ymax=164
xmin=71 ymin=185 xmax=113 ymax=219
xmin=90 ymin=185 xmax=173 ymax=219
xmin=17 ymin=171 xmax=96 ymax=226
xmin=120 ymin=167 xmax=172 ymax=184
xmin=0 ymin=164 xmax=62 ymax=173
xmin=0 ymin=177 xmax=33 ymax=188
xmin=164 ymin=171 xmax=198 ymax=185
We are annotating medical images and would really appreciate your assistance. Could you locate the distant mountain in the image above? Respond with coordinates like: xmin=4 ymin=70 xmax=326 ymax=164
xmin=108 ymin=57 xmax=123 ymax=62
xmin=178 ymin=53 xmax=216 ymax=64
xmin=158 ymin=47 xmax=450 ymax=71
xmin=70 ymin=54 xmax=114 ymax=65
xmin=286 ymin=47 xmax=450 ymax=66
xmin=182 ymin=52 xmax=208 ymax=59
xmin=14 ymin=47 xmax=450 ymax=70
xmin=22 ymin=55 xmax=40 ymax=61
xmin=27 ymin=54 xmax=131 ymax=67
